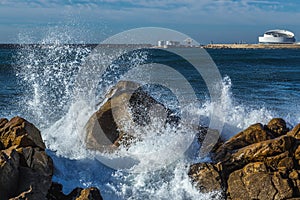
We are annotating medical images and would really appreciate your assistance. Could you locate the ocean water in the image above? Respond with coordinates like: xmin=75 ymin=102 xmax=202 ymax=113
xmin=1 ymin=42 xmax=300 ymax=199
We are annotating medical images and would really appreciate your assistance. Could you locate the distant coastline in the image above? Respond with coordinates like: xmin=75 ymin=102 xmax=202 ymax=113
xmin=203 ymin=43 xmax=300 ymax=49
xmin=2 ymin=43 xmax=300 ymax=49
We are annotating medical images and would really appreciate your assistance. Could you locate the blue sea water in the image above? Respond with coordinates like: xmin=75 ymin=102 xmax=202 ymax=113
xmin=1 ymin=44 xmax=300 ymax=199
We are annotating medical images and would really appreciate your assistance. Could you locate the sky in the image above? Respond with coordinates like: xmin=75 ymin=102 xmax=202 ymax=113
xmin=1 ymin=0 xmax=300 ymax=44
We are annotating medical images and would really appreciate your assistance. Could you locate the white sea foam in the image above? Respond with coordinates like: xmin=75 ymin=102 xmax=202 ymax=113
xmin=14 ymin=30 xmax=282 ymax=199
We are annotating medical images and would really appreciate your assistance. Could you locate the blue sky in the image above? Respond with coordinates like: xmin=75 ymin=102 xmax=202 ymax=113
xmin=1 ymin=0 xmax=300 ymax=44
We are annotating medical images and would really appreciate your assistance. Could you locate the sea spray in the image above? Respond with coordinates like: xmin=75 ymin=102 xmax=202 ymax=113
xmin=12 ymin=29 xmax=282 ymax=199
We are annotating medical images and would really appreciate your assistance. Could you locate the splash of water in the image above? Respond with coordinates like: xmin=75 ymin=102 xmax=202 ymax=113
xmin=14 ymin=30 xmax=278 ymax=199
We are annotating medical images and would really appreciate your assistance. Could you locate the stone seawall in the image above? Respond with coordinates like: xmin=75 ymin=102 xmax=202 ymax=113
xmin=203 ymin=44 xmax=300 ymax=49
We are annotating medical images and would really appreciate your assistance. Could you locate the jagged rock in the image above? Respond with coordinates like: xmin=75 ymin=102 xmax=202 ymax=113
xmin=0 ymin=116 xmax=103 ymax=200
xmin=267 ymin=118 xmax=289 ymax=137
xmin=213 ymin=123 xmax=273 ymax=161
xmin=85 ymin=80 xmax=178 ymax=151
xmin=0 ymin=116 xmax=45 ymax=150
xmin=227 ymin=162 xmax=293 ymax=200
xmin=288 ymin=123 xmax=300 ymax=139
xmin=47 ymin=182 xmax=103 ymax=200
xmin=189 ymin=119 xmax=300 ymax=200
xmin=188 ymin=163 xmax=222 ymax=193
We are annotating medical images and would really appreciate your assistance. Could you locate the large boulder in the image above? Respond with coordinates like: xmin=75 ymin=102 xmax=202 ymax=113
xmin=189 ymin=118 xmax=300 ymax=200
xmin=85 ymin=80 xmax=179 ymax=151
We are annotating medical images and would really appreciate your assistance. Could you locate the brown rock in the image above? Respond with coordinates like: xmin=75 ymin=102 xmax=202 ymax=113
xmin=227 ymin=162 xmax=293 ymax=200
xmin=232 ymin=135 xmax=294 ymax=160
xmin=85 ymin=81 xmax=178 ymax=151
xmin=295 ymin=145 xmax=300 ymax=160
xmin=0 ymin=147 xmax=20 ymax=199
xmin=214 ymin=123 xmax=273 ymax=161
xmin=288 ymin=123 xmax=300 ymax=139
xmin=0 ymin=117 xmax=45 ymax=150
xmin=0 ymin=118 xmax=8 ymax=129
xmin=188 ymin=163 xmax=222 ymax=193
xmin=267 ymin=118 xmax=289 ymax=137
xmin=74 ymin=187 xmax=103 ymax=200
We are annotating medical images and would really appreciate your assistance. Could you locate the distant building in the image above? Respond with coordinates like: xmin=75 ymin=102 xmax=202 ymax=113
xmin=157 ymin=40 xmax=165 ymax=47
xmin=258 ymin=29 xmax=296 ymax=44
xmin=157 ymin=40 xmax=181 ymax=48
xmin=165 ymin=40 xmax=180 ymax=46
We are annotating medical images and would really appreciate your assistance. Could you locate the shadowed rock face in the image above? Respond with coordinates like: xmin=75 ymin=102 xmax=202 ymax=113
xmin=85 ymin=80 xmax=179 ymax=151
xmin=188 ymin=118 xmax=300 ymax=200
xmin=0 ymin=117 xmax=103 ymax=200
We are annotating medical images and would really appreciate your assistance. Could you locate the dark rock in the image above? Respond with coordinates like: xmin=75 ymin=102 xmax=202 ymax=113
xmin=47 ymin=182 xmax=103 ymax=200
xmin=0 ymin=147 xmax=20 ymax=199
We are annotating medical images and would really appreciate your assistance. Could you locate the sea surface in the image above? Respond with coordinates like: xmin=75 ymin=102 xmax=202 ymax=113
xmin=1 ymin=43 xmax=300 ymax=199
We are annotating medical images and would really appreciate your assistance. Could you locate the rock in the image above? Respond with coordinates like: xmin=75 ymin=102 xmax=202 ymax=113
xmin=288 ymin=123 xmax=300 ymax=139
xmin=72 ymin=187 xmax=103 ymax=200
xmin=0 ymin=116 xmax=103 ymax=200
xmin=85 ymin=80 xmax=179 ymax=151
xmin=213 ymin=123 xmax=273 ymax=161
xmin=0 ymin=116 xmax=45 ymax=150
xmin=188 ymin=163 xmax=222 ymax=193
xmin=227 ymin=162 xmax=293 ymax=200
xmin=0 ymin=147 xmax=20 ymax=199
xmin=189 ymin=118 xmax=300 ymax=199
xmin=47 ymin=182 xmax=103 ymax=200
xmin=267 ymin=118 xmax=289 ymax=137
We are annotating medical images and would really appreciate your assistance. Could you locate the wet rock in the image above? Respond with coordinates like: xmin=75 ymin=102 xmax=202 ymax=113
xmin=47 ymin=182 xmax=103 ymax=200
xmin=189 ymin=119 xmax=300 ymax=200
xmin=213 ymin=123 xmax=273 ymax=161
xmin=0 ymin=116 xmax=45 ymax=150
xmin=85 ymin=80 xmax=179 ymax=151
xmin=267 ymin=118 xmax=289 ymax=137
xmin=288 ymin=123 xmax=300 ymax=139
xmin=0 ymin=147 xmax=20 ymax=199
xmin=0 ymin=116 xmax=103 ymax=200
xmin=188 ymin=163 xmax=222 ymax=193
xmin=227 ymin=162 xmax=293 ymax=200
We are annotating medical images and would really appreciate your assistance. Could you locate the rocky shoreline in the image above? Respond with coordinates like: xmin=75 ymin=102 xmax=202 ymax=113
xmin=2 ymin=81 xmax=300 ymax=199
xmin=2 ymin=116 xmax=300 ymax=199
xmin=0 ymin=117 xmax=103 ymax=200
xmin=189 ymin=118 xmax=300 ymax=199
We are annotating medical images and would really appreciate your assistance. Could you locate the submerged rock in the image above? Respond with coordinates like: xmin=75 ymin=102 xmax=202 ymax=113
xmin=0 ymin=116 xmax=103 ymax=200
xmin=189 ymin=118 xmax=300 ymax=200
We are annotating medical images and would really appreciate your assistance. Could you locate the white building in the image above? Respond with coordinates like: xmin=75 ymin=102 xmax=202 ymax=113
xmin=165 ymin=40 xmax=180 ymax=46
xmin=157 ymin=40 xmax=165 ymax=47
xmin=258 ymin=29 xmax=296 ymax=44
